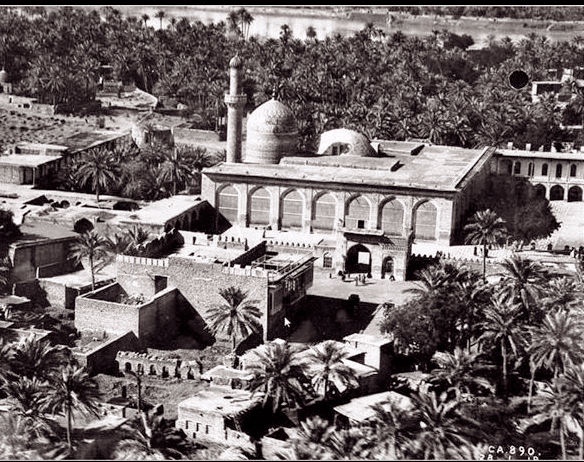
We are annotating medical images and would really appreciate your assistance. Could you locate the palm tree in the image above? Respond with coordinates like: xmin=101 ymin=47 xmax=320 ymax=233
xmin=533 ymin=377 xmax=574 ymax=460
xmin=541 ymin=276 xmax=584 ymax=313
xmin=159 ymin=148 xmax=193 ymax=196
xmin=527 ymin=309 xmax=584 ymax=412
xmin=10 ymin=334 xmax=65 ymax=382
xmin=303 ymin=340 xmax=358 ymax=401
xmin=76 ymin=146 xmax=119 ymax=203
xmin=141 ymin=13 xmax=149 ymax=28
xmin=558 ymin=365 xmax=584 ymax=459
xmin=478 ymin=291 xmax=525 ymax=398
xmin=407 ymin=390 xmax=483 ymax=460
xmin=367 ymin=398 xmax=419 ymax=460
xmin=206 ymin=286 xmax=262 ymax=365
xmin=154 ymin=10 xmax=165 ymax=30
xmin=247 ymin=340 xmax=310 ymax=414
xmin=498 ymin=254 xmax=547 ymax=323
xmin=41 ymin=364 xmax=101 ymax=453
xmin=464 ymin=209 xmax=507 ymax=282
xmin=69 ymin=230 xmax=109 ymax=291
xmin=3 ymin=376 xmax=57 ymax=443
xmin=430 ymin=347 xmax=495 ymax=399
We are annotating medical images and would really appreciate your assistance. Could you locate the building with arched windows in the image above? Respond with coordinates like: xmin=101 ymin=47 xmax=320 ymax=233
xmin=496 ymin=148 xmax=584 ymax=202
xmin=201 ymin=56 xmax=496 ymax=281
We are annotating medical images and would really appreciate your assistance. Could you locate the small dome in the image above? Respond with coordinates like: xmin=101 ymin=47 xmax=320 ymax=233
xmin=247 ymin=99 xmax=298 ymax=135
xmin=317 ymin=128 xmax=377 ymax=157
xmin=0 ymin=69 xmax=9 ymax=84
xmin=229 ymin=55 xmax=243 ymax=69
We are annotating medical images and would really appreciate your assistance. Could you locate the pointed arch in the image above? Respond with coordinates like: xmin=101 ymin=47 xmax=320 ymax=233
xmin=568 ymin=186 xmax=582 ymax=202
xmin=413 ymin=200 xmax=437 ymax=241
xmin=217 ymin=184 xmax=239 ymax=224
xmin=312 ymin=192 xmax=337 ymax=231
xmin=281 ymin=189 xmax=304 ymax=230
xmin=550 ymin=184 xmax=565 ymax=201
xmin=380 ymin=198 xmax=404 ymax=236
xmin=248 ymin=187 xmax=271 ymax=226
xmin=345 ymin=194 xmax=371 ymax=229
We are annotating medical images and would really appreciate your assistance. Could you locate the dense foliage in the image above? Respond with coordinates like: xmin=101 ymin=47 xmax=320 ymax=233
xmin=2 ymin=6 xmax=584 ymax=155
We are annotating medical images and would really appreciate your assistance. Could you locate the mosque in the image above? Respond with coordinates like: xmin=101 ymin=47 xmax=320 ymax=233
xmin=201 ymin=56 xmax=496 ymax=281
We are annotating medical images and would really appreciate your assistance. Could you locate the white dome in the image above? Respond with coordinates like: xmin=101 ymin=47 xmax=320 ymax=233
xmin=318 ymin=128 xmax=377 ymax=157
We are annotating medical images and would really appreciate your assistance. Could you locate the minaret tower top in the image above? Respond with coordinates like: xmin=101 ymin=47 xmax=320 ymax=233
xmin=225 ymin=54 xmax=247 ymax=163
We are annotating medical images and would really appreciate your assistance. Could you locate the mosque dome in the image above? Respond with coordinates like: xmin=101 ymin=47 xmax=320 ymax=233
xmin=0 ymin=69 xmax=9 ymax=84
xmin=317 ymin=128 xmax=377 ymax=157
xmin=245 ymin=98 xmax=299 ymax=164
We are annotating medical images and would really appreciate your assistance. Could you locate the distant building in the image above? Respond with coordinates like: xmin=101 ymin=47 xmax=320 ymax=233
xmin=496 ymin=146 xmax=584 ymax=202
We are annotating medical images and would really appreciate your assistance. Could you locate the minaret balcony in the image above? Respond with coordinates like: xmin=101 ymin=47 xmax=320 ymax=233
xmin=224 ymin=94 xmax=247 ymax=106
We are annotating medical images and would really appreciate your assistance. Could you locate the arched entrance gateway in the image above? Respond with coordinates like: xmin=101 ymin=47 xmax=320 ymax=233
xmin=550 ymin=185 xmax=565 ymax=201
xmin=345 ymin=244 xmax=371 ymax=275
xmin=568 ymin=186 xmax=583 ymax=202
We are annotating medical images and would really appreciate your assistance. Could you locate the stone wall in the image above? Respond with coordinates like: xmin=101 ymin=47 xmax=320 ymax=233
xmin=116 ymin=256 xmax=169 ymax=298
xmin=75 ymin=283 xmax=141 ymax=336
xmin=73 ymin=331 xmax=140 ymax=375
xmin=176 ymin=405 xmax=253 ymax=446
xmin=75 ymin=283 xmax=181 ymax=347
xmin=165 ymin=256 xmax=269 ymax=340
xmin=9 ymin=238 xmax=75 ymax=283
xmin=116 ymin=350 xmax=202 ymax=380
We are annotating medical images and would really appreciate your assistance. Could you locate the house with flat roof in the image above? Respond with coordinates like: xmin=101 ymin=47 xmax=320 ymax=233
xmin=496 ymin=147 xmax=584 ymax=202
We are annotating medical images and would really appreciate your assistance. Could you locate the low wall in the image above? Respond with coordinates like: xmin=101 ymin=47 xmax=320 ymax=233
xmin=116 ymin=350 xmax=202 ymax=380
xmin=73 ymin=331 xmax=140 ymax=375
xmin=75 ymin=283 xmax=140 ymax=336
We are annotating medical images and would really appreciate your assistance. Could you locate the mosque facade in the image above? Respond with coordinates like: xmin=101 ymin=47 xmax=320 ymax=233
xmin=201 ymin=56 xmax=495 ymax=281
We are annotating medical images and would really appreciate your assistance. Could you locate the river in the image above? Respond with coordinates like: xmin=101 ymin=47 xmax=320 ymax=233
xmin=101 ymin=5 xmax=584 ymax=47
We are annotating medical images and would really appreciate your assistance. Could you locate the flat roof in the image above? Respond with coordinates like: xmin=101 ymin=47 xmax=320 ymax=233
xmin=334 ymin=390 xmax=413 ymax=423
xmin=0 ymin=154 xmax=61 ymax=167
xmin=204 ymin=143 xmax=493 ymax=192
xmin=178 ymin=387 xmax=260 ymax=416
xmin=12 ymin=221 xmax=78 ymax=245
xmin=497 ymin=148 xmax=584 ymax=161
xmin=121 ymin=196 xmax=205 ymax=225
xmin=63 ymin=130 xmax=130 ymax=154
xmin=14 ymin=142 xmax=69 ymax=150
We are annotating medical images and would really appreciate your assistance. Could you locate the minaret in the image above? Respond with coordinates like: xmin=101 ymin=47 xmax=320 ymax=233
xmin=224 ymin=54 xmax=247 ymax=163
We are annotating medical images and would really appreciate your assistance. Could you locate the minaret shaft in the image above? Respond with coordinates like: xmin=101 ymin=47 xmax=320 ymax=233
xmin=225 ymin=57 xmax=246 ymax=163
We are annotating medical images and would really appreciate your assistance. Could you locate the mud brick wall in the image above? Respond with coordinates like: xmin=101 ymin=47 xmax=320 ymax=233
xmin=74 ymin=331 xmax=140 ymax=375
xmin=116 ymin=256 xmax=169 ymax=298
xmin=38 ymin=279 xmax=79 ymax=310
xmin=137 ymin=287 xmax=180 ymax=346
xmin=165 ymin=256 xmax=269 ymax=338
xmin=75 ymin=283 xmax=140 ymax=336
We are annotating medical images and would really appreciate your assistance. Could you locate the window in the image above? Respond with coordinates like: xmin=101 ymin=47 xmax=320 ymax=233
xmin=556 ymin=163 xmax=563 ymax=178
xmin=345 ymin=195 xmax=370 ymax=229
xmin=528 ymin=162 xmax=534 ymax=176
xmin=513 ymin=162 xmax=521 ymax=175
xmin=323 ymin=253 xmax=332 ymax=268
xmin=571 ymin=164 xmax=577 ymax=177
xmin=542 ymin=163 xmax=548 ymax=176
